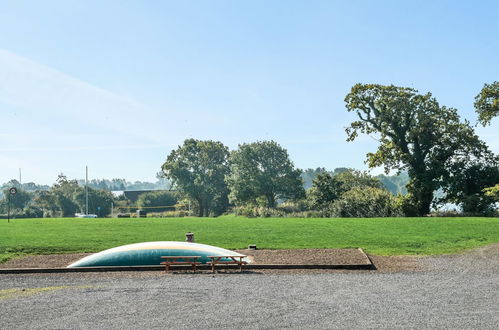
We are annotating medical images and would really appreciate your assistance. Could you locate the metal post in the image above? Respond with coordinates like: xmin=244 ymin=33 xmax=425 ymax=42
xmin=85 ymin=166 xmax=89 ymax=215
xmin=7 ymin=193 xmax=10 ymax=223
xmin=111 ymin=202 xmax=114 ymax=218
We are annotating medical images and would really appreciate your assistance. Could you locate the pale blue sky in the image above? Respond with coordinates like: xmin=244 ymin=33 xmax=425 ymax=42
xmin=1 ymin=1 xmax=498 ymax=184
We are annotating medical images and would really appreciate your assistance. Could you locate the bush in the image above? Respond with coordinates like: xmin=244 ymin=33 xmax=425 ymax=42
xmin=326 ymin=187 xmax=403 ymax=218
xmin=394 ymin=194 xmax=420 ymax=217
xmin=146 ymin=210 xmax=190 ymax=218
xmin=136 ymin=191 xmax=178 ymax=212
xmin=232 ymin=202 xmax=320 ymax=218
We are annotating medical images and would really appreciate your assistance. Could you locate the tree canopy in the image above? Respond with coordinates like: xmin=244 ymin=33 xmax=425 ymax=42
xmin=227 ymin=141 xmax=305 ymax=207
xmin=161 ymin=139 xmax=230 ymax=217
xmin=475 ymin=81 xmax=499 ymax=126
xmin=308 ymin=169 xmax=382 ymax=210
xmin=136 ymin=191 xmax=178 ymax=212
xmin=345 ymin=83 xmax=490 ymax=216
xmin=443 ymin=157 xmax=499 ymax=215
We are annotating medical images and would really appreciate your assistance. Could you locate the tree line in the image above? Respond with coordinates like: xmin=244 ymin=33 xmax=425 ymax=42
xmin=1 ymin=81 xmax=498 ymax=218
xmin=161 ymin=82 xmax=499 ymax=217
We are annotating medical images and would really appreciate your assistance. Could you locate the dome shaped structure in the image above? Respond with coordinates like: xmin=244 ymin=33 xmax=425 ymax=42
xmin=67 ymin=241 xmax=246 ymax=267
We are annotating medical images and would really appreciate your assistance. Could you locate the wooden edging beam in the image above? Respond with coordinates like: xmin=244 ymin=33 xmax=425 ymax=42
xmin=0 ymin=263 xmax=375 ymax=274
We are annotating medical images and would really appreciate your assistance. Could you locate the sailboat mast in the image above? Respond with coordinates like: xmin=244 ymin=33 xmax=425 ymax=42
xmin=85 ymin=166 xmax=89 ymax=215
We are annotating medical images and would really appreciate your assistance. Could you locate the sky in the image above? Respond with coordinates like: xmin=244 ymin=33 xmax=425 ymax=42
xmin=1 ymin=0 xmax=498 ymax=185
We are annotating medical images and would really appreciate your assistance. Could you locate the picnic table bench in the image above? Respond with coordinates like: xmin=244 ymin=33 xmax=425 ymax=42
xmin=160 ymin=256 xmax=201 ymax=272
xmin=207 ymin=255 xmax=247 ymax=272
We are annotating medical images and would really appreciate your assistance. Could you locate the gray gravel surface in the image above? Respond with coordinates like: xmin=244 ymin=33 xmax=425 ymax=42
xmin=1 ymin=246 xmax=498 ymax=330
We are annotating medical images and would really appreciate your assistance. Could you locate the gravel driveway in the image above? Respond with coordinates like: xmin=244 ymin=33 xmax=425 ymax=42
xmin=1 ymin=245 xmax=498 ymax=329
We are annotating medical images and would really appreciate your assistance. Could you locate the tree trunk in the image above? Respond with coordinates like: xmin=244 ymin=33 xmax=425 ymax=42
xmin=413 ymin=186 xmax=433 ymax=216
xmin=203 ymin=200 xmax=209 ymax=217
xmin=197 ymin=198 xmax=204 ymax=217
xmin=266 ymin=194 xmax=276 ymax=208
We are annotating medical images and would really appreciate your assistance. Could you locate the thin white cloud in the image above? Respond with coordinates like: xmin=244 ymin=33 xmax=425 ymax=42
xmin=0 ymin=49 xmax=185 ymax=144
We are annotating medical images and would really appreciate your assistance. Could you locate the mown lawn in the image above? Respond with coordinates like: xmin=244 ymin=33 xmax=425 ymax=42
xmin=1 ymin=216 xmax=498 ymax=263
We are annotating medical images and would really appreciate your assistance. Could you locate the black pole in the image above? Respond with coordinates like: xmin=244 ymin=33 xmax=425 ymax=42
xmin=7 ymin=193 xmax=10 ymax=223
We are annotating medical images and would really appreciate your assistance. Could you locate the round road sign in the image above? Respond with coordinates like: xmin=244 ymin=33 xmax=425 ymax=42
xmin=9 ymin=187 xmax=17 ymax=195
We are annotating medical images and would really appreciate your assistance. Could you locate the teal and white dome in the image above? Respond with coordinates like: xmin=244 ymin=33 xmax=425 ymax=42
xmin=67 ymin=241 xmax=247 ymax=267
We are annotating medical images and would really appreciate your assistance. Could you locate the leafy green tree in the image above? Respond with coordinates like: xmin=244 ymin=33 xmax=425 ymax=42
xmin=52 ymin=174 xmax=82 ymax=217
xmin=301 ymin=167 xmax=328 ymax=189
xmin=376 ymin=172 xmax=409 ymax=195
xmin=345 ymin=84 xmax=490 ymax=216
xmin=301 ymin=167 xmax=351 ymax=189
xmin=475 ymin=81 xmax=499 ymax=126
xmin=327 ymin=186 xmax=403 ymax=218
xmin=227 ymin=141 xmax=305 ymax=207
xmin=308 ymin=169 xmax=381 ymax=210
xmin=0 ymin=187 xmax=32 ymax=211
xmin=74 ymin=187 xmax=115 ymax=216
xmin=307 ymin=173 xmax=342 ymax=210
xmin=136 ymin=191 xmax=178 ymax=212
xmin=31 ymin=190 xmax=59 ymax=217
xmin=443 ymin=158 xmax=499 ymax=215
xmin=161 ymin=139 xmax=230 ymax=217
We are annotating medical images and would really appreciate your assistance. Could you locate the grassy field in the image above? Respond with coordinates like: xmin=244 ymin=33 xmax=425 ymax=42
xmin=1 ymin=216 xmax=498 ymax=263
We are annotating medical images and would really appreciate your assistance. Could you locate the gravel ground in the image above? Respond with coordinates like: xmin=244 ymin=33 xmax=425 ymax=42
xmin=1 ymin=245 xmax=498 ymax=329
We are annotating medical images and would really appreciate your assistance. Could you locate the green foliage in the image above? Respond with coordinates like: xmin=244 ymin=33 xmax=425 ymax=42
xmin=25 ymin=175 xmax=115 ymax=217
xmin=475 ymin=81 xmax=499 ymax=126
xmin=345 ymin=83 xmax=490 ymax=216
xmin=443 ymin=158 xmax=499 ymax=215
xmin=145 ymin=210 xmax=190 ymax=218
xmin=51 ymin=175 xmax=82 ymax=217
xmin=31 ymin=190 xmax=59 ymax=217
xmin=227 ymin=140 xmax=305 ymax=207
xmin=161 ymin=139 xmax=230 ymax=217
xmin=307 ymin=173 xmax=343 ymax=209
xmin=307 ymin=169 xmax=382 ymax=210
xmin=484 ymin=184 xmax=499 ymax=200
xmin=326 ymin=186 xmax=403 ymax=218
xmin=0 ymin=187 xmax=32 ymax=212
xmin=1 ymin=217 xmax=498 ymax=262
xmin=73 ymin=187 xmax=115 ymax=216
xmin=232 ymin=199 xmax=317 ymax=218
xmin=376 ymin=172 xmax=409 ymax=195
xmin=301 ymin=167 xmax=328 ymax=189
xmin=136 ymin=191 xmax=178 ymax=212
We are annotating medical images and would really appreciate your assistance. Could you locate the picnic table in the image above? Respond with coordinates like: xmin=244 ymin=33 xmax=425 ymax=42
xmin=207 ymin=255 xmax=247 ymax=272
xmin=160 ymin=256 xmax=201 ymax=272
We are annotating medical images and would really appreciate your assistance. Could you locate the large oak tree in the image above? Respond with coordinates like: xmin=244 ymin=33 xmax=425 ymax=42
xmin=344 ymin=84 xmax=490 ymax=216
xmin=161 ymin=139 xmax=230 ymax=217
xmin=227 ymin=141 xmax=304 ymax=207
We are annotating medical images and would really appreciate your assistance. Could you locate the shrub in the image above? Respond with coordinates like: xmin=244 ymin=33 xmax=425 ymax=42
xmin=146 ymin=210 xmax=190 ymax=218
xmin=326 ymin=187 xmax=403 ymax=218
xmin=137 ymin=191 xmax=178 ymax=212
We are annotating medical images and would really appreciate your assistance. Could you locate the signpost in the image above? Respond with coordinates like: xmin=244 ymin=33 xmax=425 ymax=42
xmin=7 ymin=187 xmax=17 ymax=223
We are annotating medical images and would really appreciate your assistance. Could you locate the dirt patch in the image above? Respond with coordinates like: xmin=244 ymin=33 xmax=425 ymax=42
xmin=236 ymin=248 xmax=371 ymax=265
xmin=0 ymin=253 xmax=91 ymax=269
xmin=0 ymin=249 xmax=371 ymax=269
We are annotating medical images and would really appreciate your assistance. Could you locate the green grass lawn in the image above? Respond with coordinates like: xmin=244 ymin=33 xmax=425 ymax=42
xmin=1 ymin=216 xmax=498 ymax=263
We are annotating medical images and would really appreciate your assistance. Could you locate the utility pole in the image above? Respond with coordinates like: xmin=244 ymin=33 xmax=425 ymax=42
xmin=85 ymin=166 xmax=89 ymax=215
xmin=7 ymin=187 xmax=17 ymax=223
xmin=19 ymin=168 xmax=22 ymax=185
xmin=7 ymin=193 xmax=10 ymax=223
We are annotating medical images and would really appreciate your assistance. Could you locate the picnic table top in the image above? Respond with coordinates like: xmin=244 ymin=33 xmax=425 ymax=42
xmin=160 ymin=256 xmax=202 ymax=259
xmin=207 ymin=255 xmax=247 ymax=260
